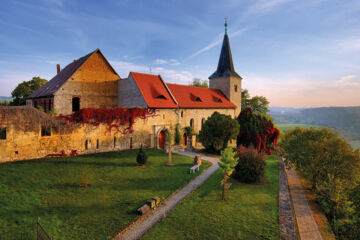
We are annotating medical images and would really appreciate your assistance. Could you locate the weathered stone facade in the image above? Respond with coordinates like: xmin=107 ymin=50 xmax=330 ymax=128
xmin=0 ymin=107 xmax=234 ymax=162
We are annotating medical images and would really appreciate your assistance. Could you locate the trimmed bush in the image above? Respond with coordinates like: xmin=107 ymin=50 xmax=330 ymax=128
xmin=174 ymin=124 xmax=181 ymax=145
xmin=199 ymin=111 xmax=240 ymax=153
xmin=136 ymin=145 xmax=148 ymax=165
xmin=232 ymin=146 xmax=266 ymax=183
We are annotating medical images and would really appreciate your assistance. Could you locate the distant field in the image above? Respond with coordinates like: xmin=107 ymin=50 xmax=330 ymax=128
xmin=276 ymin=123 xmax=321 ymax=131
xmin=350 ymin=140 xmax=360 ymax=150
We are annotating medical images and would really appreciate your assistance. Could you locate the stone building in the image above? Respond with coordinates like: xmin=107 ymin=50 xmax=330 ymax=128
xmin=0 ymin=21 xmax=242 ymax=162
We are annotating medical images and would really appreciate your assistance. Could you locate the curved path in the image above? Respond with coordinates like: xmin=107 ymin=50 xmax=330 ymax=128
xmin=113 ymin=151 xmax=219 ymax=240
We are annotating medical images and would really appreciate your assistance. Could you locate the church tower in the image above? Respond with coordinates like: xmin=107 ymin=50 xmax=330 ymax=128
xmin=209 ymin=19 xmax=242 ymax=117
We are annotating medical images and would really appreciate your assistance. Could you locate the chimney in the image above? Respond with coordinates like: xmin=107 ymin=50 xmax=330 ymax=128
xmin=56 ymin=64 xmax=60 ymax=74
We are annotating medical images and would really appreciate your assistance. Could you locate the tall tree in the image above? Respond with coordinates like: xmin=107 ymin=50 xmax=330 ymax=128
xmin=190 ymin=78 xmax=208 ymax=88
xmin=241 ymin=89 xmax=269 ymax=115
xmin=199 ymin=112 xmax=240 ymax=153
xmin=11 ymin=77 xmax=48 ymax=105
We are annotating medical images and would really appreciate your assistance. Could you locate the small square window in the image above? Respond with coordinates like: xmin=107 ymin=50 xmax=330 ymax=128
xmin=234 ymin=85 xmax=238 ymax=92
xmin=0 ymin=127 xmax=6 ymax=140
xmin=41 ymin=126 xmax=51 ymax=137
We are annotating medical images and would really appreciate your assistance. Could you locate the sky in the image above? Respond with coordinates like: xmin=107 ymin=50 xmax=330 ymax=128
xmin=0 ymin=0 xmax=360 ymax=107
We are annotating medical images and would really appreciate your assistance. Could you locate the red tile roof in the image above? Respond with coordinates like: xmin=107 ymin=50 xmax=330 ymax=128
xmin=130 ymin=72 xmax=178 ymax=108
xmin=167 ymin=83 xmax=236 ymax=109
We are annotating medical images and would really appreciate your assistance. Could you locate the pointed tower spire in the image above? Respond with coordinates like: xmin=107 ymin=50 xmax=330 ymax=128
xmin=209 ymin=18 xmax=241 ymax=79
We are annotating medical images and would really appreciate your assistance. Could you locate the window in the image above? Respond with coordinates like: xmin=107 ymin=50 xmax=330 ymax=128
xmin=72 ymin=97 xmax=80 ymax=112
xmin=0 ymin=127 xmax=6 ymax=140
xmin=34 ymin=100 xmax=38 ymax=109
xmin=155 ymin=95 xmax=167 ymax=100
xmin=41 ymin=126 xmax=51 ymax=137
xmin=194 ymin=97 xmax=202 ymax=102
xmin=234 ymin=84 xmax=238 ymax=92
xmin=130 ymin=137 xmax=133 ymax=149
xmin=190 ymin=118 xmax=194 ymax=128
xmin=48 ymin=99 xmax=52 ymax=111
xmin=114 ymin=137 xmax=116 ymax=148
xmin=96 ymin=139 xmax=99 ymax=149
xmin=201 ymin=118 xmax=205 ymax=128
xmin=181 ymin=111 xmax=184 ymax=118
xmin=85 ymin=140 xmax=88 ymax=150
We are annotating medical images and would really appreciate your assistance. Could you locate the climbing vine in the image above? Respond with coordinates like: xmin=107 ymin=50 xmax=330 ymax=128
xmin=58 ymin=107 xmax=157 ymax=134
xmin=237 ymin=107 xmax=280 ymax=154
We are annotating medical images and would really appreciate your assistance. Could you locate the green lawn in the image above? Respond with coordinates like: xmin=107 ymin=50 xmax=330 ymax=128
xmin=0 ymin=149 xmax=210 ymax=240
xmin=143 ymin=155 xmax=280 ymax=240
xmin=276 ymin=123 xmax=321 ymax=131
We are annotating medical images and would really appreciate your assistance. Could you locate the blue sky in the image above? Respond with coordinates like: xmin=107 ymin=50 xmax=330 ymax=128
xmin=0 ymin=0 xmax=360 ymax=107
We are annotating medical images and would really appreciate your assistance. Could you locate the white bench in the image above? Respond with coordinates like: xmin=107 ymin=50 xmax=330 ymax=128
xmin=189 ymin=164 xmax=199 ymax=174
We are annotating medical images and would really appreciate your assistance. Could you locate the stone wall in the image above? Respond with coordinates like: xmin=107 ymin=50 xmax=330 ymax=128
xmin=0 ymin=107 xmax=235 ymax=163
xmin=209 ymin=76 xmax=242 ymax=116
xmin=54 ymin=51 xmax=119 ymax=115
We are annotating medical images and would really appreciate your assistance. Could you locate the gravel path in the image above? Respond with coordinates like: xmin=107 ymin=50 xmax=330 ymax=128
xmin=278 ymin=156 xmax=297 ymax=240
xmin=113 ymin=150 xmax=219 ymax=240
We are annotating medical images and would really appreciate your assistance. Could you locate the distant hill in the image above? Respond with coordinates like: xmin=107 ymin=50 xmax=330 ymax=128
xmin=0 ymin=96 xmax=12 ymax=101
xmin=270 ymin=106 xmax=360 ymax=141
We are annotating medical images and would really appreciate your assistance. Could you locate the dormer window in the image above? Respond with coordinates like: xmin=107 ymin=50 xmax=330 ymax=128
xmin=194 ymin=97 xmax=202 ymax=102
xmin=216 ymin=98 xmax=222 ymax=103
xmin=155 ymin=95 xmax=167 ymax=100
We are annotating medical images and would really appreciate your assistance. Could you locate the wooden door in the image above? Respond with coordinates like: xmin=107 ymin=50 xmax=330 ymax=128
xmin=159 ymin=130 xmax=166 ymax=149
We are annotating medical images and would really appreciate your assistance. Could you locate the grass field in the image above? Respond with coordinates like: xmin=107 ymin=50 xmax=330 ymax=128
xmin=143 ymin=155 xmax=279 ymax=240
xmin=0 ymin=149 xmax=210 ymax=240
xmin=276 ymin=123 xmax=321 ymax=131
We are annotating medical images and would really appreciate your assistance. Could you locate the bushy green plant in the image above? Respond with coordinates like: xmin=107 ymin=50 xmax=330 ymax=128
xmin=174 ymin=124 xmax=181 ymax=145
xmin=136 ymin=145 xmax=148 ymax=165
xmin=232 ymin=146 xmax=266 ymax=183
xmin=199 ymin=112 xmax=240 ymax=153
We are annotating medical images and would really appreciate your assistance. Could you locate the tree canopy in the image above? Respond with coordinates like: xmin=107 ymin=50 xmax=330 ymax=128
xmin=11 ymin=77 xmax=48 ymax=105
xmin=237 ymin=108 xmax=280 ymax=154
xmin=190 ymin=78 xmax=208 ymax=88
xmin=241 ymin=89 xmax=269 ymax=115
xmin=199 ymin=112 xmax=240 ymax=153
xmin=279 ymin=127 xmax=360 ymax=238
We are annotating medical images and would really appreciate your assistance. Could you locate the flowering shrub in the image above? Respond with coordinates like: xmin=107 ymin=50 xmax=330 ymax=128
xmin=236 ymin=108 xmax=280 ymax=154
xmin=58 ymin=107 xmax=157 ymax=134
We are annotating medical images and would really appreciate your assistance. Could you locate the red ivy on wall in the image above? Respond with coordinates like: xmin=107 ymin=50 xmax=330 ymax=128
xmin=58 ymin=107 xmax=157 ymax=134
xmin=236 ymin=107 xmax=280 ymax=154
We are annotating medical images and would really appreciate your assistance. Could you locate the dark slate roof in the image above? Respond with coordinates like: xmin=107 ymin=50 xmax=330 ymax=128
xmin=209 ymin=33 xmax=241 ymax=79
xmin=28 ymin=49 xmax=96 ymax=99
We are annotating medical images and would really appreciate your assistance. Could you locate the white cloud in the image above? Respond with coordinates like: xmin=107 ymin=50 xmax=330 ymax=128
xmin=243 ymin=73 xmax=360 ymax=107
xmin=110 ymin=60 xmax=194 ymax=84
xmin=187 ymin=27 xmax=249 ymax=60
xmin=334 ymin=37 xmax=360 ymax=53
xmin=154 ymin=59 xmax=168 ymax=64
xmin=246 ymin=0 xmax=294 ymax=15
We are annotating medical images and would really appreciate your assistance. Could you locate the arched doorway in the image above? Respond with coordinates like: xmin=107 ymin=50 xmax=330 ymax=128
xmin=158 ymin=130 xmax=167 ymax=149
xmin=183 ymin=133 xmax=187 ymax=146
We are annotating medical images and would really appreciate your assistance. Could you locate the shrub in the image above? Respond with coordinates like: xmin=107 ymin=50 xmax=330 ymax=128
xmin=232 ymin=146 xmax=266 ymax=183
xmin=199 ymin=112 xmax=240 ymax=153
xmin=174 ymin=124 xmax=181 ymax=145
xmin=136 ymin=145 xmax=148 ymax=165
xmin=237 ymin=108 xmax=280 ymax=154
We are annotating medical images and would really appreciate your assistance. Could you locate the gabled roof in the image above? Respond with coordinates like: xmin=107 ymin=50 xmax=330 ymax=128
xmin=28 ymin=49 xmax=118 ymax=99
xmin=209 ymin=32 xmax=241 ymax=79
xmin=130 ymin=72 xmax=178 ymax=108
xmin=166 ymin=83 xmax=236 ymax=109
